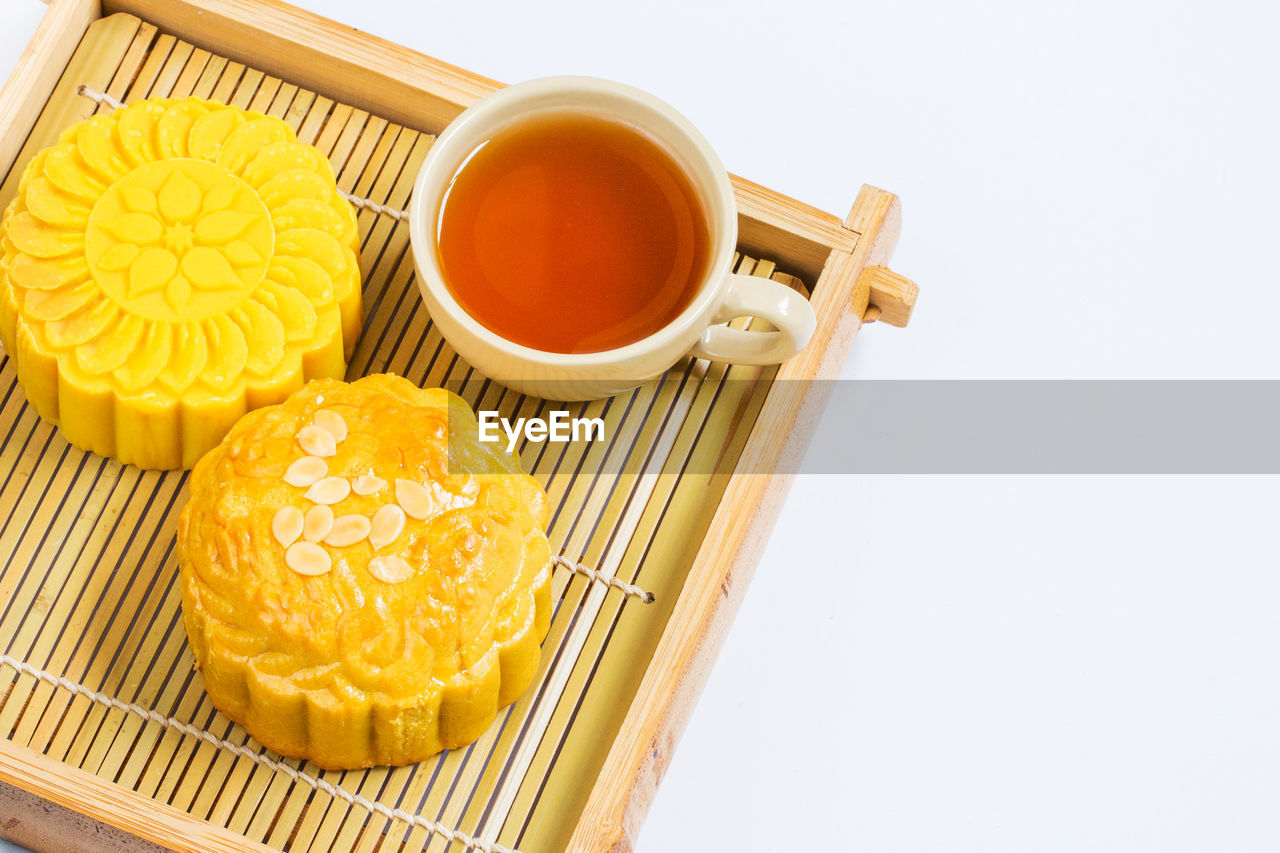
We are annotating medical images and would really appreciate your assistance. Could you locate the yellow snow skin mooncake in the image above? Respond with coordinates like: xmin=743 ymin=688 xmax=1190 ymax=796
xmin=0 ymin=96 xmax=362 ymax=469
xmin=176 ymin=375 xmax=553 ymax=769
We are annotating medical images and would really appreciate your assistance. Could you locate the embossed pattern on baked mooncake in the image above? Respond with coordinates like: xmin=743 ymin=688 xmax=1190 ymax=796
xmin=176 ymin=375 xmax=553 ymax=769
xmin=0 ymin=97 xmax=362 ymax=469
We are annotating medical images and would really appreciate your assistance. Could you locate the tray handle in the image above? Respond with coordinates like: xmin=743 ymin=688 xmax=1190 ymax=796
xmin=857 ymin=265 xmax=918 ymax=327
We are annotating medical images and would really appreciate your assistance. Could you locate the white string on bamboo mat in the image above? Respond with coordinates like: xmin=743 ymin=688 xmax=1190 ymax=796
xmin=76 ymin=85 xmax=412 ymax=221
xmin=77 ymin=84 xmax=124 ymax=110
xmin=0 ymin=652 xmax=521 ymax=853
xmin=339 ymin=192 xmax=411 ymax=221
xmin=554 ymin=555 xmax=655 ymax=603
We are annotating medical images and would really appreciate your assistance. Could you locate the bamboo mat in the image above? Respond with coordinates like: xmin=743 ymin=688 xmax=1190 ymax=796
xmin=0 ymin=13 xmax=810 ymax=853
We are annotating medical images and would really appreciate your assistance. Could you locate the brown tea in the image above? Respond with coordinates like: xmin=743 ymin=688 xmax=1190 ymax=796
xmin=435 ymin=112 xmax=711 ymax=354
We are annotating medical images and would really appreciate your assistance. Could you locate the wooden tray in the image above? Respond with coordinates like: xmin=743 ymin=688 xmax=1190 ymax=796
xmin=0 ymin=2 xmax=917 ymax=851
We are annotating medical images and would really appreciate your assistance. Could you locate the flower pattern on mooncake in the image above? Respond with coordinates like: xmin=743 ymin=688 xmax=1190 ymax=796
xmin=176 ymin=375 xmax=553 ymax=769
xmin=0 ymin=97 xmax=362 ymax=469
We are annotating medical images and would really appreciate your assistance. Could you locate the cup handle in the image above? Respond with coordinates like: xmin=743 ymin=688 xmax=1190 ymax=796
xmin=689 ymin=273 xmax=818 ymax=364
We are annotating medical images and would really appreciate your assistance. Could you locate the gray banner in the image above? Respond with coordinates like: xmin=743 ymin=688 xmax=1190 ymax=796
xmin=445 ymin=380 xmax=1280 ymax=475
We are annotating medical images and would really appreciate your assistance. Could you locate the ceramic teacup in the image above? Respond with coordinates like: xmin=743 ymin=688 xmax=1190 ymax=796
xmin=409 ymin=76 xmax=817 ymax=401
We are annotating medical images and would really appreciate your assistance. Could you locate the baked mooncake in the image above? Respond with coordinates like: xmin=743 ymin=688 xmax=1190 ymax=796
xmin=0 ymin=96 xmax=362 ymax=469
xmin=176 ymin=375 xmax=552 ymax=769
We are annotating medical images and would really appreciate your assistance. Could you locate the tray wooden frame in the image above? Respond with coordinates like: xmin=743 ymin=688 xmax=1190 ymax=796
xmin=0 ymin=1 xmax=916 ymax=850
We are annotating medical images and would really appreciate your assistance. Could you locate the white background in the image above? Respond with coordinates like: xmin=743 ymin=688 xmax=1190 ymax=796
xmin=3 ymin=1 xmax=1279 ymax=851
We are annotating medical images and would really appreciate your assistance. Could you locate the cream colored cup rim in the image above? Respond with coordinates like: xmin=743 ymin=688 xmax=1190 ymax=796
xmin=408 ymin=75 xmax=737 ymax=368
